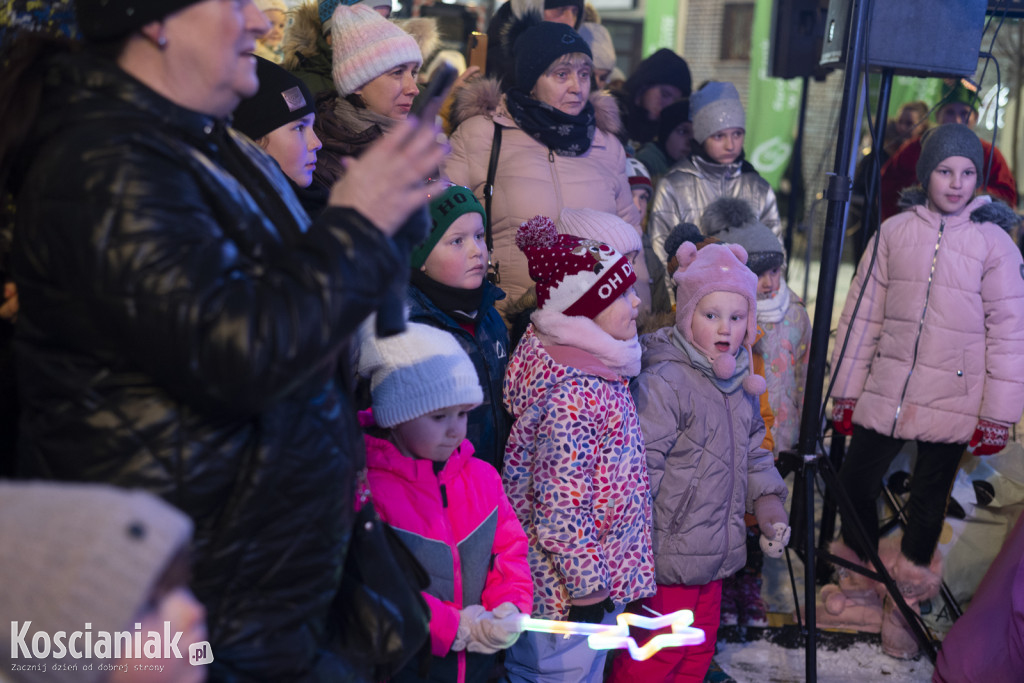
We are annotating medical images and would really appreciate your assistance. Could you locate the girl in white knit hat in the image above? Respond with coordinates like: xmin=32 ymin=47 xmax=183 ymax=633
xmin=357 ymin=322 xmax=533 ymax=683
xmin=0 ymin=481 xmax=205 ymax=683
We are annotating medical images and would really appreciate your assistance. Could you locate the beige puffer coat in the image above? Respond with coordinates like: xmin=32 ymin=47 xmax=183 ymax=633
xmin=832 ymin=192 xmax=1024 ymax=443
xmin=443 ymin=79 xmax=643 ymax=317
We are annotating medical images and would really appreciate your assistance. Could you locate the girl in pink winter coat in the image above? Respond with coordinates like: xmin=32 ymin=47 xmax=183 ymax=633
xmin=358 ymin=322 xmax=532 ymax=683
xmin=830 ymin=124 xmax=1024 ymax=659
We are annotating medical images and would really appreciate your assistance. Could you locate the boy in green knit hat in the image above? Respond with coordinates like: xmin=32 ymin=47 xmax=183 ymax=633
xmin=407 ymin=184 xmax=511 ymax=471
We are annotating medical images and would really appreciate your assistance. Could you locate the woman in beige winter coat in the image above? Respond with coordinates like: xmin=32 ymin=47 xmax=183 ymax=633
xmin=443 ymin=14 xmax=644 ymax=320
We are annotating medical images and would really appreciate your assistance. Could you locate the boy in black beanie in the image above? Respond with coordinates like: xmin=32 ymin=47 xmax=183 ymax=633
xmin=233 ymin=56 xmax=325 ymax=216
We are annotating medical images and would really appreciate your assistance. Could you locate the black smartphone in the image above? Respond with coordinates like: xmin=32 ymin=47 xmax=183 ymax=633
xmin=410 ymin=60 xmax=458 ymax=123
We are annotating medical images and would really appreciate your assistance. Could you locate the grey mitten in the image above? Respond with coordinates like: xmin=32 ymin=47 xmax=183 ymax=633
xmin=466 ymin=602 xmax=523 ymax=654
xmin=452 ymin=604 xmax=486 ymax=652
xmin=754 ymin=494 xmax=791 ymax=559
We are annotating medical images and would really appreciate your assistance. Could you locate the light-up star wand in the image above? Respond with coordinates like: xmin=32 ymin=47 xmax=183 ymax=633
xmin=513 ymin=609 xmax=705 ymax=661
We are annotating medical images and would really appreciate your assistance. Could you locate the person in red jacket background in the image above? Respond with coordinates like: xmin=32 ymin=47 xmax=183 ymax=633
xmin=879 ymin=80 xmax=1017 ymax=221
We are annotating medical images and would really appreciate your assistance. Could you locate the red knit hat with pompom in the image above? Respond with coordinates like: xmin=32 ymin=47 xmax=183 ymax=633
xmin=516 ymin=215 xmax=636 ymax=319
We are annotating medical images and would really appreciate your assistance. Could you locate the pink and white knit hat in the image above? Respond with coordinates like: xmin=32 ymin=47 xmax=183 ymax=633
xmin=331 ymin=4 xmax=422 ymax=97
xmin=558 ymin=207 xmax=643 ymax=258
xmin=517 ymin=215 xmax=636 ymax=319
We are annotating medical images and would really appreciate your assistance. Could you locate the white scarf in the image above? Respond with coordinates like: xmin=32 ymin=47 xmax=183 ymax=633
xmin=757 ymin=284 xmax=790 ymax=324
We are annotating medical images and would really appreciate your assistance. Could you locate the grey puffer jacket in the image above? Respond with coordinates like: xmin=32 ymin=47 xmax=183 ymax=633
xmin=630 ymin=328 xmax=787 ymax=586
xmin=648 ymin=155 xmax=780 ymax=303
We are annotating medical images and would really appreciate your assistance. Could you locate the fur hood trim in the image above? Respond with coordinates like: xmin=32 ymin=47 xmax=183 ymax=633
xmin=531 ymin=308 xmax=642 ymax=378
xmin=897 ymin=188 xmax=1020 ymax=232
xmin=281 ymin=1 xmax=321 ymax=70
xmin=450 ymin=78 xmax=623 ymax=136
xmin=451 ymin=78 xmax=503 ymax=128
xmin=394 ymin=16 xmax=440 ymax=62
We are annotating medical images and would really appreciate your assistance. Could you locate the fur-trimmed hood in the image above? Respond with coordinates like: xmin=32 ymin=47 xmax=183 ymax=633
xmin=393 ymin=16 xmax=441 ymax=63
xmin=282 ymin=2 xmax=440 ymax=69
xmin=281 ymin=2 xmax=322 ymax=70
xmin=450 ymin=77 xmax=623 ymax=135
xmin=897 ymin=188 xmax=1021 ymax=233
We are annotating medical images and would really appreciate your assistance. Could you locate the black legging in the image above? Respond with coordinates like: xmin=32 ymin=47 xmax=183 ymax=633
xmin=838 ymin=425 xmax=965 ymax=566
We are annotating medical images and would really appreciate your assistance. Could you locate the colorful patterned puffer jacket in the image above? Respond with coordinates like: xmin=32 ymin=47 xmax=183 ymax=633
xmin=502 ymin=324 xmax=655 ymax=619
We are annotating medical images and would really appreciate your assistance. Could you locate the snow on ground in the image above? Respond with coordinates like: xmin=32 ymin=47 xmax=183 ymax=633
xmin=714 ymin=632 xmax=934 ymax=683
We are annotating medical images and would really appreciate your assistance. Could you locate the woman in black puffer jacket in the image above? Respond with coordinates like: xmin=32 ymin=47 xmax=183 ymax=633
xmin=0 ymin=1 xmax=445 ymax=680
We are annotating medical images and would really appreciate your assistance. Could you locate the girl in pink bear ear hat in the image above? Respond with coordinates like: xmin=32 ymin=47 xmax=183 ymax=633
xmin=672 ymin=241 xmax=767 ymax=396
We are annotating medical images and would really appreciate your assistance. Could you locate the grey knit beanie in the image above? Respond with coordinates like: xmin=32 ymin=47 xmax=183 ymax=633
xmin=701 ymin=197 xmax=783 ymax=276
xmin=690 ymin=81 xmax=745 ymax=144
xmin=916 ymin=123 xmax=984 ymax=191
xmin=0 ymin=481 xmax=193 ymax=683
xmin=358 ymin=321 xmax=483 ymax=428
xmin=578 ymin=22 xmax=615 ymax=73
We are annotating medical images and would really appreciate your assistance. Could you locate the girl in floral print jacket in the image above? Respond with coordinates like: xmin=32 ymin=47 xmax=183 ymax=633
xmin=501 ymin=216 xmax=655 ymax=683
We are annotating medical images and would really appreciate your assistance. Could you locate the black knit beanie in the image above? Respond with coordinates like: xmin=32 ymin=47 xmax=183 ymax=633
xmin=657 ymin=98 xmax=691 ymax=143
xmin=664 ymin=222 xmax=704 ymax=266
xmin=75 ymin=0 xmax=205 ymax=41
xmin=511 ymin=16 xmax=592 ymax=92
xmin=916 ymin=124 xmax=984 ymax=191
xmin=624 ymin=49 xmax=692 ymax=102
xmin=233 ymin=56 xmax=316 ymax=141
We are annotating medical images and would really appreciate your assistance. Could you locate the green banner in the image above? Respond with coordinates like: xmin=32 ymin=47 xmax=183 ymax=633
xmin=745 ymin=0 xmax=803 ymax=189
xmin=642 ymin=0 xmax=678 ymax=58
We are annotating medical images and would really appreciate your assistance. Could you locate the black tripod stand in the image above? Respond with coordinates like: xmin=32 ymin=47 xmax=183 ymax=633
xmin=783 ymin=0 xmax=948 ymax=678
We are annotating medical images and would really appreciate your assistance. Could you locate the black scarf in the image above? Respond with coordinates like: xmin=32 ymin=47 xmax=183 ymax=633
xmin=505 ymin=88 xmax=596 ymax=157
xmin=410 ymin=269 xmax=485 ymax=324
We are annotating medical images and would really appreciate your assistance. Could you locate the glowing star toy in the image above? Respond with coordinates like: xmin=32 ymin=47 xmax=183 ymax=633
xmin=514 ymin=609 xmax=705 ymax=661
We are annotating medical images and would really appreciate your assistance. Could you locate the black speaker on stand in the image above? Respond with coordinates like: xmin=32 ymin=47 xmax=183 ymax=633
xmin=784 ymin=0 xmax=988 ymax=680
xmin=767 ymin=0 xmax=832 ymax=263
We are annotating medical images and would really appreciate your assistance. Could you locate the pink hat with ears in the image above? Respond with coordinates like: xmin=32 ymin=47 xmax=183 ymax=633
xmin=672 ymin=241 xmax=766 ymax=395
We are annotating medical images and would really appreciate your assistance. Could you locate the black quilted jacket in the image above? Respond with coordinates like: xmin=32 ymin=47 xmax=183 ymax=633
xmin=11 ymin=52 xmax=400 ymax=682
